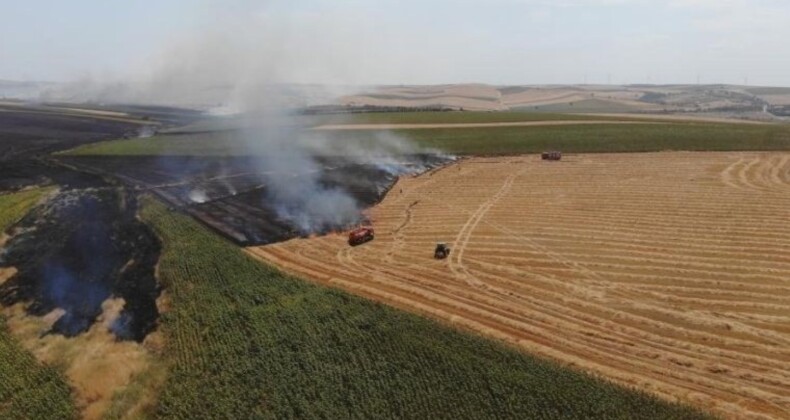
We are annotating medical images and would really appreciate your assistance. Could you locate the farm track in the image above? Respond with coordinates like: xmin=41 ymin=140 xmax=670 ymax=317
xmin=248 ymin=152 xmax=790 ymax=419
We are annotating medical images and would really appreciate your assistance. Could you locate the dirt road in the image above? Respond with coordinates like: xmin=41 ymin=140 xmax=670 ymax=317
xmin=248 ymin=152 xmax=790 ymax=419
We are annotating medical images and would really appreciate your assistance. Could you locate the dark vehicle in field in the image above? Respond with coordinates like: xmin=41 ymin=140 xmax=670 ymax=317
xmin=434 ymin=242 xmax=451 ymax=259
xmin=349 ymin=227 xmax=374 ymax=246
xmin=541 ymin=151 xmax=562 ymax=161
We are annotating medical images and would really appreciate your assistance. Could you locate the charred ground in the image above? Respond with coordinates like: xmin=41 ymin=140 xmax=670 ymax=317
xmin=0 ymin=103 xmax=450 ymax=343
xmin=0 ymin=103 xmax=198 ymax=341
xmin=0 ymin=189 xmax=160 ymax=340
xmin=59 ymin=153 xmax=451 ymax=245
xmin=0 ymin=107 xmax=142 ymax=191
xmin=0 ymin=102 xmax=200 ymax=190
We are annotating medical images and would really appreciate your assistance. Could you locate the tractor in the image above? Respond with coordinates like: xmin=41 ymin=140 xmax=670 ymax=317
xmin=348 ymin=227 xmax=374 ymax=246
xmin=434 ymin=242 xmax=451 ymax=259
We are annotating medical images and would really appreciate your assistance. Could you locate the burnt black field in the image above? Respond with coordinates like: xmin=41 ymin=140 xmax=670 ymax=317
xmin=0 ymin=103 xmax=449 ymax=341
xmin=0 ymin=103 xmax=190 ymax=340
xmin=0 ymin=189 xmax=160 ymax=340
xmin=0 ymin=103 xmax=200 ymax=189
xmin=0 ymin=106 xmax=144 ymax=190
xmin=59 ymin=154 xmax=450 ymax=245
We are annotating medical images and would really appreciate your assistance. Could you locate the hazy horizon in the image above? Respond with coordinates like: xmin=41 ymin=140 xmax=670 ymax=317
xmin=2 ymin=0 xmax=790 ymax=88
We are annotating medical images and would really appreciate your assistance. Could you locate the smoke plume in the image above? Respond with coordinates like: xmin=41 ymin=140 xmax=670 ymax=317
xmin=155 ymin=6 xmax=444 ymax=232
xmin=50 ymin=3 xmax=450 ymax=234
xmin=237 ymin=109 xmax=363 ymax=233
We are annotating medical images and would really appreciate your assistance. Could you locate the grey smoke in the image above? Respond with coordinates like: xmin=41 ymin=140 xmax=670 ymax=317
xmin=49 ymin=5 xmax=448 ymax=233
xmin=166 ymin=10 xmax=446 ymax=233
xmin=238 ymin=108 xmax=362 ymax=233
xmin=188 ymin=189 xmax=208 ymax=204
xmin=138 ymin=126 xmax=157 ymax=138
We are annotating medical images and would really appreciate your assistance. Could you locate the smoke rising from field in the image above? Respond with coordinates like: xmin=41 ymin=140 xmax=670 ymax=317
xmin=85 ymin=5 xmax=441 ymax=233
xmin=36 ymin=4 xmax=451 ymax=234
xmin=236 ymin=108 xmax=362 ymax=233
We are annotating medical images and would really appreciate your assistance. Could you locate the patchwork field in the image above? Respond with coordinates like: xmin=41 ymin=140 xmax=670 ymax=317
xmin=249 ymin=152 xmax=790 ymax=419
xmin=137 ymin=198 xmax=706 ymax=419
xmin=338 ymin=84 xmax=771 ymax=115
xmin=64 ymin=111 xmax=790 ymax=158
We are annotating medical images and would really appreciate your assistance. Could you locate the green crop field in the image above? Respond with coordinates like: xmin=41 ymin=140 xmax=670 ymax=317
xmin=162 ymin=111 xmax=654 ymax=135
xmin=0 ymin=188 xmax=76 ymax=420
xmin=395 ymin=122 xmax=790 ymax=155
xmin=0 ymin=188 xmax=51 ymax=230
xmin=140 ymin=197 xmax=709 ymax=419
xmin=0 ymin=324 xmax=75 ymax=420
xmin=64 ymin=119 xmax=790 ymax=157
xmin=62 ymin=131 xmax=249 ymax=156
xmin=312 ymin=111 xmax=652 ymax=125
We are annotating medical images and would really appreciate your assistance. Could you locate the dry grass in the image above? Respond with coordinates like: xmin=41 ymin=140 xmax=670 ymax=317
xmin=0 ymin=267 xmax=16 ymax=286
xmin=3 ymin=298 xmax=160 ymax=419
xmin=249 ymin=152 xmax=790 ymax=419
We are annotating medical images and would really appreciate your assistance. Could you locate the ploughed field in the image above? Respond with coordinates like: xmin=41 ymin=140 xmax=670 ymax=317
xmin=250 ymin=152 xmax=790 ymax=419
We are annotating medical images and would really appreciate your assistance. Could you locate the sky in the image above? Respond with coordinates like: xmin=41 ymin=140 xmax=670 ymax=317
xmin=1 ymin=0 xmax=789 ymax=87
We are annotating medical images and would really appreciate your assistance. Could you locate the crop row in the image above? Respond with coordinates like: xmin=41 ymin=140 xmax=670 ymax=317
xmin=0 ymin=188 xmax=75 ymax=420
xmin=140 ymin=197 xmax=710 ymax=419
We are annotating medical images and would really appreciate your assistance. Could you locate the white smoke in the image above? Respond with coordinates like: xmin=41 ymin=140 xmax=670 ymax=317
xmin=138 ymin=126 xmax=157 ymax=138
xmin=201 ymin=7 xmax=447 ymax=233
xmin=237 ymin=108 xmax=363 ymax=233
xmin=188 ymin=189 xmax=208 ymax=204
xmin=51 ymin=2 xmax=450 ymax=234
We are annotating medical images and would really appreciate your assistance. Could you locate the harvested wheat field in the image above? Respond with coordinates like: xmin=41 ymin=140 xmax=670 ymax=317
xmin=248 ymin=152 xmax=790 ymax=419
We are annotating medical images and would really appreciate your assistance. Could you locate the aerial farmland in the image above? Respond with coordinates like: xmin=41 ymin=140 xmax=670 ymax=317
xmin=3 ymin=1 xmax=790 ymax=419
xmin=252 ymin=151 xmax=790 ymax=418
